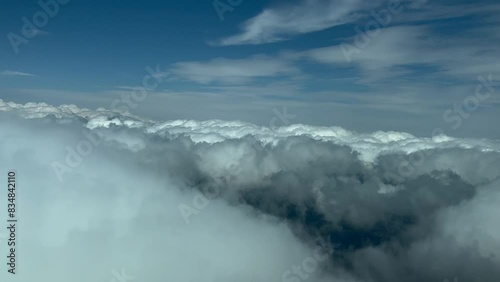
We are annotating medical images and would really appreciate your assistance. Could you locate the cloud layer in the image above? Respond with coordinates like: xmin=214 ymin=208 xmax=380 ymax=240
xmin=1 ymin=99 xmax=500 ymax=282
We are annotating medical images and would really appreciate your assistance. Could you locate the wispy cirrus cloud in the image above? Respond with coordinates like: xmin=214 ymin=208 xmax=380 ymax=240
xmin=305 ymin=24 xmax=500 ymax=82
xmin=170 ymin=55 xmax=300 ymax=84
xmin=213 ymin=0 xmax=497 ymax=47
xmin=1 ymin=70 xmax=35 ymax=76
xmin=215 ymin=0 xmax=383 ymax=46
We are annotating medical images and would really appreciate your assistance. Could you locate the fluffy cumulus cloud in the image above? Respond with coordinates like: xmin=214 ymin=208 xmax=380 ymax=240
xmin=1 ymin=99 xmax=500 ymax=282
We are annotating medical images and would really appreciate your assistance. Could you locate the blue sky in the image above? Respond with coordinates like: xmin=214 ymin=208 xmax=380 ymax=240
xmin=1 ymin=0 xmax=499 ymax=137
